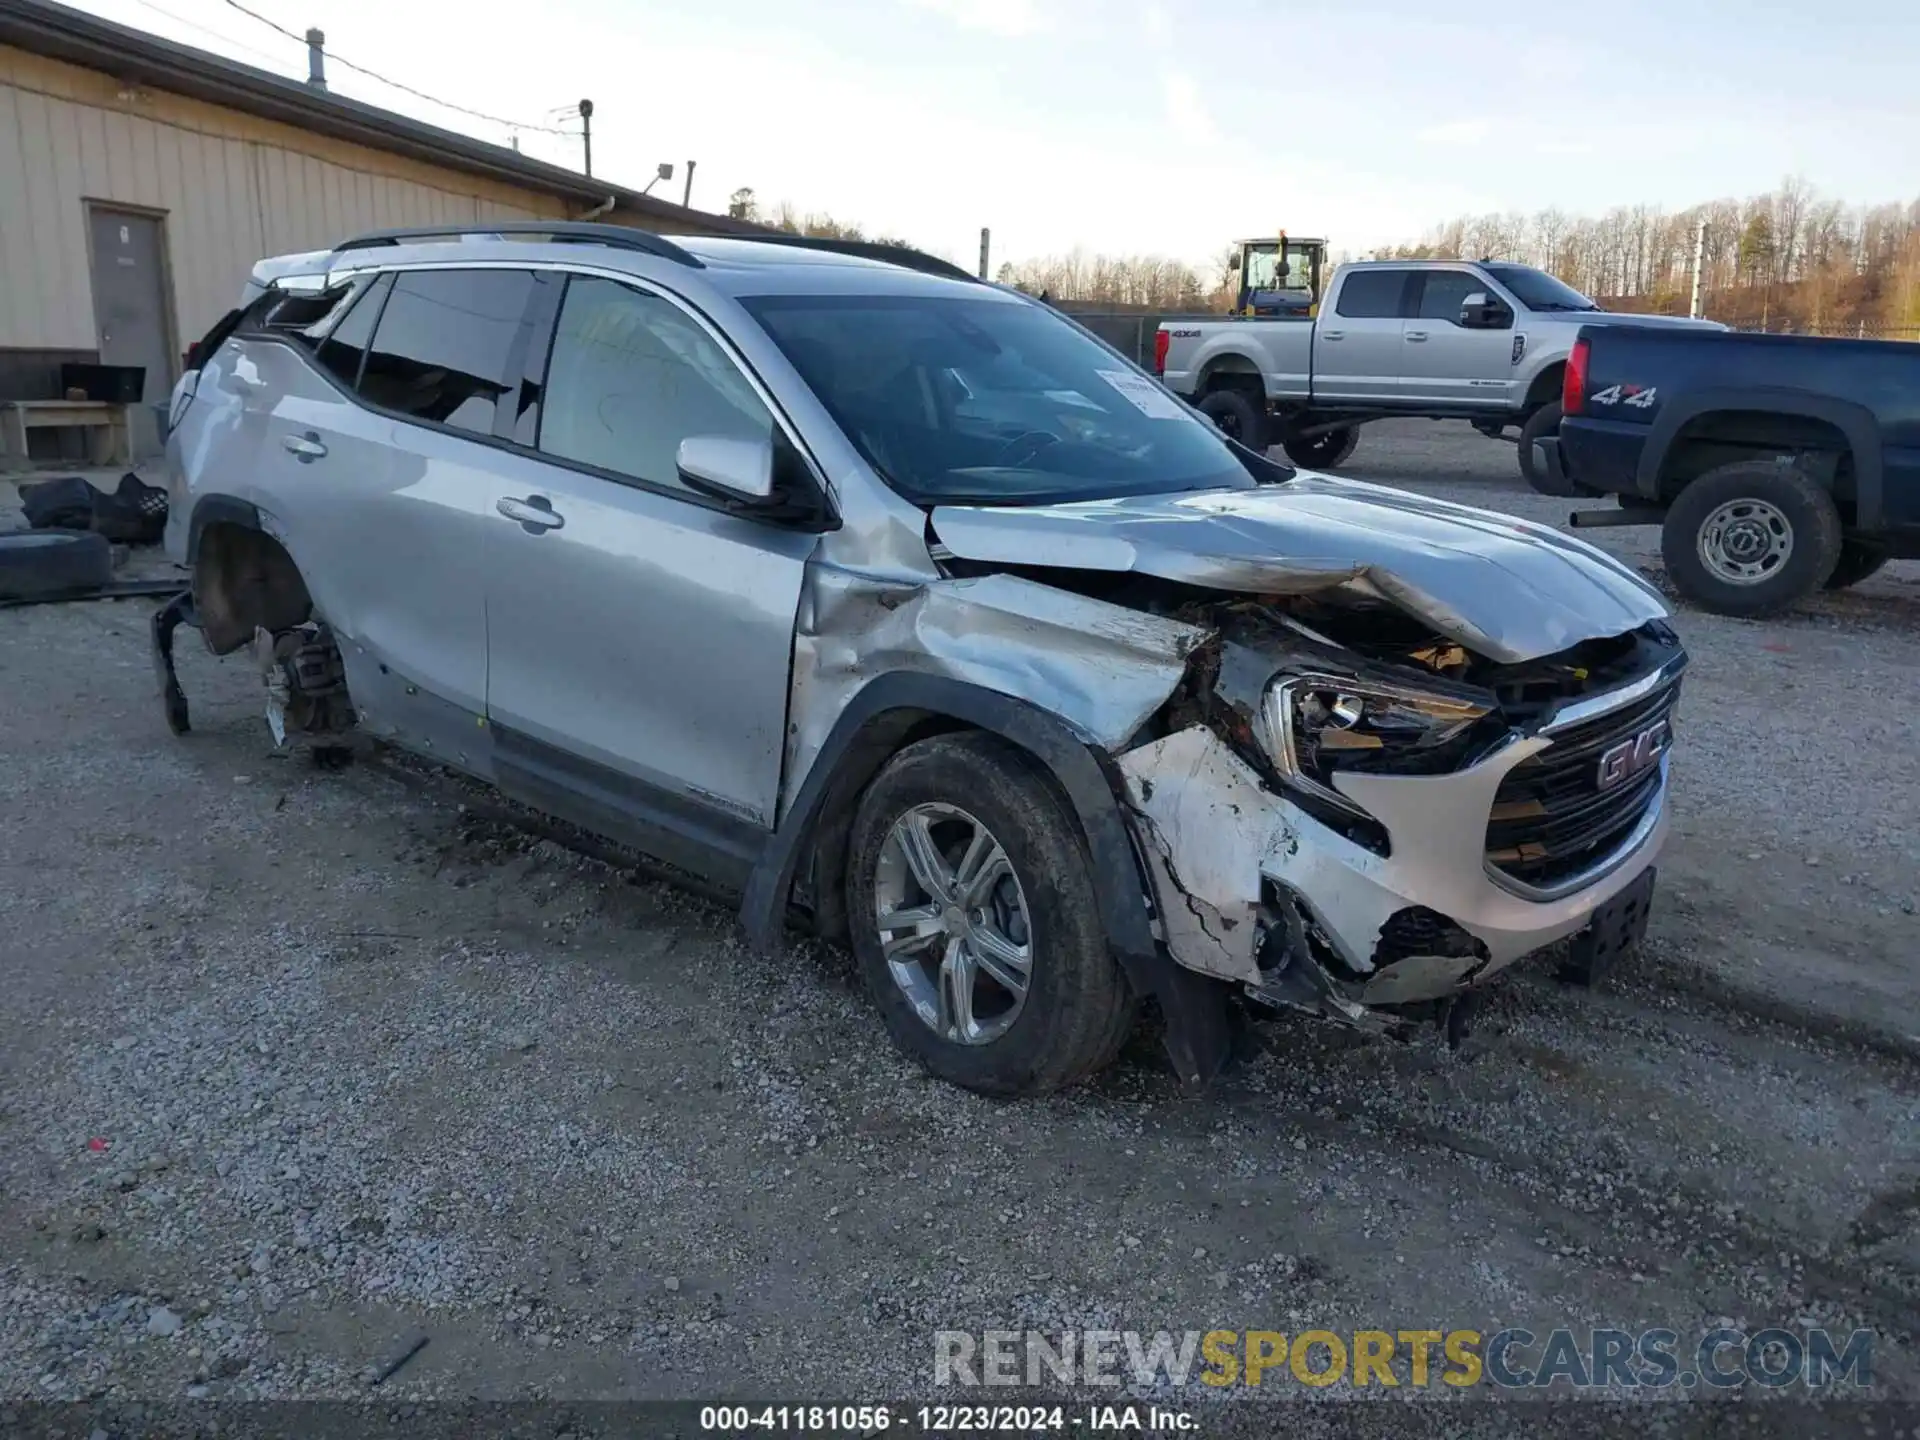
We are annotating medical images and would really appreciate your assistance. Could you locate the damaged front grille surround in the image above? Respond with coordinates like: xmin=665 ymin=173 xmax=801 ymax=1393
xmin=1192 ymin=615 xmax=1685 ymax=897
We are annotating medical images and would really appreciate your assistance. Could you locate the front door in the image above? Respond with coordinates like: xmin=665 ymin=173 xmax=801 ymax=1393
xmin=87 ymin=207 xmax=175 ymax=404
xmin=1398 ymin=269 xmax=1518 ymax=409
xmin=483 ymin=272 xmax=815 ymax=856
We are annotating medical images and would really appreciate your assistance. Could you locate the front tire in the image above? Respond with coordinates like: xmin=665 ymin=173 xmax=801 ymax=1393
xmin=1660 ymin=458 xmax=1843 ymax=617
xmin=1281 ymin=426 xmax=1360 ymax=469
xmin=846 ymin=733 xmax=1136 ymax=1096
xmin=1824 ymin=539 xmax=1889 ymax=591
xmin=1197 ymin=387 xmax=1268 ymax=453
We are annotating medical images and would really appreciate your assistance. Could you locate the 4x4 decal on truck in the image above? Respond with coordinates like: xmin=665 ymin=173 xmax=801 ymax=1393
xmin=1512 ymin=334 xmax=1527 ymax=365
xmin=1591 ymin=383 xmax=1658 ymax=409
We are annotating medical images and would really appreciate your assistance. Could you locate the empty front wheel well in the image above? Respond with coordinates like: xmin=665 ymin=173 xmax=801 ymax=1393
xmin=192 ymin=521 xmax=312 ymax=654
xmin=1656 ymin=410 xmax=1853 ymax=511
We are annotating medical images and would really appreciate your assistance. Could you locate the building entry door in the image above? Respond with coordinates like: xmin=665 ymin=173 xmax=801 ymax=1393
xmin=87 ymin=206 xmax=175 ymax=403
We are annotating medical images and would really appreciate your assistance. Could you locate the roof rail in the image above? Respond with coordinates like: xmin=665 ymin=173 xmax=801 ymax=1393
xmin=332 ymin=222 xmax=704 ymax=268
xmin=724 ymin=234 xmax=978 ymax=283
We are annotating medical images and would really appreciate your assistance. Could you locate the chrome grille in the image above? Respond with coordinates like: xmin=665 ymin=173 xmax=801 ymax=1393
xmin=1485 ymin=679 xmax=1680 ymax=890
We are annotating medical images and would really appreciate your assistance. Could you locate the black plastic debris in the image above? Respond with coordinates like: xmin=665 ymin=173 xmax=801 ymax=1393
xmin=19 ymin=471 xmax=168 ymax=546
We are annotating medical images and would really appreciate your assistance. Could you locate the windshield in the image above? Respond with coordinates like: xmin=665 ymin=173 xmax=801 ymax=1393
xmin=1482 ymin=263 xmax=1599 ymax=312
xmin=739 ymin=292 xmax=1258 ymax=505
xmin=1245 ymin=246 xmax=1314 ymax=294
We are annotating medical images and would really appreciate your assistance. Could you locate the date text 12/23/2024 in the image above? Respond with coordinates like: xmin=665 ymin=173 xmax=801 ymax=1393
xmin=699 ymin=1405 xmax=1195 ymax=1433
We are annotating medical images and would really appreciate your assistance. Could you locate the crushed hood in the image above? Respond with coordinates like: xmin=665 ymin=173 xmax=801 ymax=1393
xmin=930 ymin=473 xmax=1670 ymax=664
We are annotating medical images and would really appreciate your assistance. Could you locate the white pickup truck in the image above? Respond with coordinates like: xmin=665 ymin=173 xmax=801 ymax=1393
xmin=1154 ymin=258 xmax=1724 ymax=488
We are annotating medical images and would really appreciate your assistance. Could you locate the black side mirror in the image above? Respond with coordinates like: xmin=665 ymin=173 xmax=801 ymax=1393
xmin=1459 ymin=291 xmax=1512 ymax=330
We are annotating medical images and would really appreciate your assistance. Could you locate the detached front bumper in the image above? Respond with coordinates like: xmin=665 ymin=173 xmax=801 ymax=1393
xmin=1115 ymin=709 xmax=1671 ymax=1016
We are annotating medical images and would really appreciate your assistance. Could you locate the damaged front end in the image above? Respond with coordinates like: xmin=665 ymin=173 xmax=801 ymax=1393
xmin=1115 ymin=600 xmax=1684 ymax=1034
xmin=923 ymin=477 xmax=1687 ymax=1039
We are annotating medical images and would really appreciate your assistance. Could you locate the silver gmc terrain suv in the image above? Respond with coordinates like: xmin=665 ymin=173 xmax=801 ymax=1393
xmin=156 ymin=223 xmax=1686 ymax=1095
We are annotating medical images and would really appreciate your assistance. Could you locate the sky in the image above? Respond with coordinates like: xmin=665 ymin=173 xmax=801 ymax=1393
xmin=69 ymin=0 xmax=1920 ymax=270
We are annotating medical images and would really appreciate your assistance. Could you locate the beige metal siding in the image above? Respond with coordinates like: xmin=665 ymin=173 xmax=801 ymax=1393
xmin=0 ymin=44 xmax=571 ymax=356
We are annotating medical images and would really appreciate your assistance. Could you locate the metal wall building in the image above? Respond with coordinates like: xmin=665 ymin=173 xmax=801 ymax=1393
xmin=0 ymin=0 xmax=756 ymax=452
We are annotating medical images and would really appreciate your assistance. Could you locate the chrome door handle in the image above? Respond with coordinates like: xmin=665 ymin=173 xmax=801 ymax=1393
xmin=497 ymin=495 xmax=564 ymax=532
xmin=282 ymin=432 xmax=327 ymax=461
xmin=1405 ymin=331 xmax=1429 ymax=342
xmin=1320 ymin=330 xmax=1345 ymax=341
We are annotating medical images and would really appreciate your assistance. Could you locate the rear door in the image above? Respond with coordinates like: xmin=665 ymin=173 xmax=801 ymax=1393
xmin=481 ymin=271 xmax=819 ymax=872
xmin=1312 ymin=269 xmax=1412 ymax=402
xmin=1399 ymin=268 xmax=1519 ymax=408
xmin=240 ymin=264 xmax=542 ymax=761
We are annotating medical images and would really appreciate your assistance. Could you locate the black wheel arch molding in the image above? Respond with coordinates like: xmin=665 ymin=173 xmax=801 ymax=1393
xmin=740 ymin=671 xmax=1236 ymax=1086
xmin=1635 ymin=386 xmax=1884 ymax=527
xmin=184 ymin=493 xmax=265 ymax=564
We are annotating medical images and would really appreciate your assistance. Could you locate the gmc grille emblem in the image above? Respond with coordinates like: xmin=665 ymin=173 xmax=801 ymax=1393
xmin=1596 ymin=721 xmax=1669 ymax=790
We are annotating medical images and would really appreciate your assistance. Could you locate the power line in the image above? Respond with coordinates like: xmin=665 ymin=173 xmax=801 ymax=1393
xmin=216 ymin=0 xmax=576 ymax=137
xmin=127 ymin=0 xmax=285 ymax=66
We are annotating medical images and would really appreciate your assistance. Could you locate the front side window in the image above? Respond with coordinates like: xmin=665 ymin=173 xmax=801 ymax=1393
xmin=741 ymin=292 xmax=1258 ymax=505
xmin=357 ymin=268 xmax=537 ymax=435
xmin=536 ymin=276 xmax=774 ymax=492
xmin=1414 ymin=270 xmax=1491 ymax=323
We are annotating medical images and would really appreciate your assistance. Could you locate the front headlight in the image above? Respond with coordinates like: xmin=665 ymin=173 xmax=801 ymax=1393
xmin=1258 ymin=673 xmax=1492 ymax=819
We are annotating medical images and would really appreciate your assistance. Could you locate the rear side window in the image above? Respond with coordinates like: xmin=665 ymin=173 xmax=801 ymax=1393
xmin=357 ymin=269 xmax=537 ymax=435
xmin=315 ymin=273 xmax=391 ymax=389
xmin=1334 ymin=270 xmax=1410 ymax=319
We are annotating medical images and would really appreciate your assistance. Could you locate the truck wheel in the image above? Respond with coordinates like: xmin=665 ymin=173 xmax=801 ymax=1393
xmin=845 ymin=732 xmax=1136 ymax=1097
xmin=1198 ymin=388 xmax=1268 ymax=452
xmin=1660 ymin=459 xmax=1843 ymax=617
xmin=1281 ymin=427 xmax=1360 ymax=469
xmin=1824 ymin=540 xmax=1889 ymax=591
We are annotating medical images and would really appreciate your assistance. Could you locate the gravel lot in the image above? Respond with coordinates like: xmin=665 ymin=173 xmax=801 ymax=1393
xmin=3 ymin=422 xmax=1918 ymax=1433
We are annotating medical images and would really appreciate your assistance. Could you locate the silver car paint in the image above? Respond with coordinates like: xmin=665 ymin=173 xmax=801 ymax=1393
xmin=787 ymin=568 xmax=1208 ymax=824
xmin=1117 ymin=722 xmax=1669 ymax=1000
xmin=1159 ymin=259 xmax=1728 ymax=411
xmin=929 ymin=472 xmax=1667 ymax=665
xmin=168 ymin=234 xmax=1681 ymax=1022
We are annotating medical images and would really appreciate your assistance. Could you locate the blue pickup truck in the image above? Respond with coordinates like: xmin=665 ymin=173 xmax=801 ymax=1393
xmin=1533 ymin=325 xmax=1919 ymax=616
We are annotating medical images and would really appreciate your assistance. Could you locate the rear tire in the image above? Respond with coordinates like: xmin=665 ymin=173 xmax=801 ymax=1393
xmin=1281 ymin=426 xmax=1360 ymax=469
xmin=1660 ymin=458 xmax=1843 ymax=617
xmin=1824 ymin=539 xmax=1889 ymax=591
xmin=1197 ymin=387 xmax=1268 ymax=453
xmin=845 ymin=733 xmax=1136 ymax=1097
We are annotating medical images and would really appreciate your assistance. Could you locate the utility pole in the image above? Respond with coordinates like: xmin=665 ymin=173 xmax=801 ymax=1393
xmin=1689 ymin=218 xmax=1707 ymax=319
xmin=682 ymin=161 xmax=696 ymax=209
xmin=578 ymin=98 xmax=594 ymax=178
xmin=978 ymin=227 xmax=991 ymax=280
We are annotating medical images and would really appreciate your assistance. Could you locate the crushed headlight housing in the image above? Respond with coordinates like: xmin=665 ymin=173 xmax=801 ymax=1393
xmin=1259 ymin=673 xmax=1492 ymax=829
